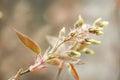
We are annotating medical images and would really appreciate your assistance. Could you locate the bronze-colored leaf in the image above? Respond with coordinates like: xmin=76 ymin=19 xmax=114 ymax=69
xmin=56 ymin=61 xmax=64 ymax=80
xmin=67 ymin=63 xmax=80 ymax=80
xmin=15 ymin=29 xmax=41 ymax=54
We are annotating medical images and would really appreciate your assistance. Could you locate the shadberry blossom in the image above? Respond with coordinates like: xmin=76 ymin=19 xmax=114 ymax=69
xmin=8 ymin=16 xmax=108 ymax=80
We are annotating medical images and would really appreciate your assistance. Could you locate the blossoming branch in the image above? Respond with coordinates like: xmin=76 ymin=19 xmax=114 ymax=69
xmin=8 ymin=16 xmax=108 ymax=80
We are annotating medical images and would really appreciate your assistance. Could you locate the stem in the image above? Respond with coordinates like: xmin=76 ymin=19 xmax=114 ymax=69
xmin=51 ymin=36 xmax=72 ymax=54
xmin=8 ymin=69 xmax=30 ymax=80
xmin=20 ymin=69 xmax=30 ymax=76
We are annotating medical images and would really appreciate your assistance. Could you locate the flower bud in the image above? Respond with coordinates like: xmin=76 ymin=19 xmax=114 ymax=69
xmin=67 ymin=50 xmax=81 ymax=57
xmin=96 ymin=31 xmax=103 ymax=35
xmin=99 ymin=21 xmax=109 ymax=28
xmin=70 ymin=29 xmax=77 ymax=37
xmin=59 ymin=27 xmax=65 ymax=39
xmin=94 ymin=18 xmax=102 ymax=26
xmin=85 ymin=38 xmax=101 ymax=44
xmin=88 ymin=28 xmax=103 ymax=35
xmin=74 ymin=16 xmax=84 ymax=28
xmin=94 ymin=18 xmax=109 ymax=28
xmin=76 ymin=42 xmax=91 ymax=51
xmin=82 ymin=48 xmax=94 ymax=54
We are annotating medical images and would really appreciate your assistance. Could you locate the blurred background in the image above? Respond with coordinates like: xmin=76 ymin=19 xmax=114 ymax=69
xmin=0 ymin=0 xmax=120 ymax=80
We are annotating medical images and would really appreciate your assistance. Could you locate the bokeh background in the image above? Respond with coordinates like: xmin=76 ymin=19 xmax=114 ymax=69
xmin=0 ymin=0 xmax=120 ymax=80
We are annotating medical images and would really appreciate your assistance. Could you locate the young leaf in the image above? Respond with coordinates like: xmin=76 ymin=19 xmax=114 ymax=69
xmin=67 ymin=63 xmax=80 ymax=80
xmin=15 ymin=29 xmax=41 ymax=54
xmin=56 ymin=61 xmax=64 ymax=80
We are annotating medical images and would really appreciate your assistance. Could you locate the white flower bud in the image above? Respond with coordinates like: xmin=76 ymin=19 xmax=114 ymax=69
xmin=100 ymin=21 xmax=109 ymax=28
xmin=74 ymin=16 xmax=84 ymax=28
xmin=59 ymin=27 xmax=65 ymax=39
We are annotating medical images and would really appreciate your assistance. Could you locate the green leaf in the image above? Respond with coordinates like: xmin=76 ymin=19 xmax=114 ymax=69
xmin=67 ymin=63 xmax=80 ymax=80
xmin=15 ymin=29 xmax=41 ymax=54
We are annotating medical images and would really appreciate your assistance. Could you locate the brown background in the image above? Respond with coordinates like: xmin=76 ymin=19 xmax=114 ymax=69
xmin=0 ymin=0 xmax=120 ymax=80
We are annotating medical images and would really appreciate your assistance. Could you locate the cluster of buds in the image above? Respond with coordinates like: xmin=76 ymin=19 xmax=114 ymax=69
xmin=8 ymin=16 xmax=108 ymax=80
